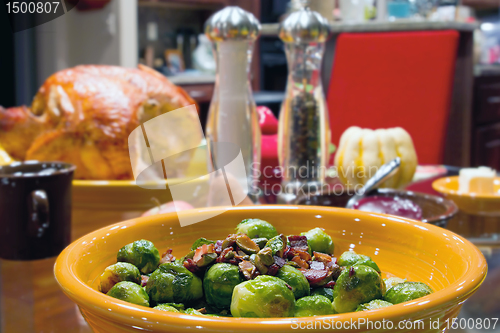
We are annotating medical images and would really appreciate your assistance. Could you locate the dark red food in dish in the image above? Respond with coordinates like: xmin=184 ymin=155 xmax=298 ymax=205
xmin=353 ymin=195 xmax=423 ymax=220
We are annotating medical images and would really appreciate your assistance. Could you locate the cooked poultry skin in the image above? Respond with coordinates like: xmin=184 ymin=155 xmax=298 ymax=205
xmin=0 ymin=65 xmax=198 ymax=180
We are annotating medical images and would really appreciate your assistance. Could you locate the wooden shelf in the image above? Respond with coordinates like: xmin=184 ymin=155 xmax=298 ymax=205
xmin=462 ymin=0 xmax=500 ymax=9
xmin=138 ymin=0 xmax=261 ymax=15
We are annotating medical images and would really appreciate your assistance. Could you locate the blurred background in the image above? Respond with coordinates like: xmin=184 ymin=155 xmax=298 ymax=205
xmin=3 ymin=0 xmax=500 ymax=171
xmin=1 ymin=2 xmax=500 ymax=332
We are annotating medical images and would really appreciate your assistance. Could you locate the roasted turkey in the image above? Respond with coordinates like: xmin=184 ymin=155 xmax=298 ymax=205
xmin=0 ymin=65 xmax=200 ymax=180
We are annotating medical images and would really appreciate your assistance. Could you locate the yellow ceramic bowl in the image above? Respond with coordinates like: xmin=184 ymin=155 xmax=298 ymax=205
xmin=432 ymin=176 xmax=500 ymax=216
xmin=55 ymin=206 xmax=487 ymax=333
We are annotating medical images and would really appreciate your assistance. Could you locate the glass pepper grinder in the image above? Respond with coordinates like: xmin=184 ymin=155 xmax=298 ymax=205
xmin=205 ymin=7 xmax=261 ymax=202
xmin=278 ymin=5 xmax=330 ymax=198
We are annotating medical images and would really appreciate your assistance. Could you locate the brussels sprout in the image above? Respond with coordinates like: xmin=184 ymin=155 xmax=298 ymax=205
xmin=235 ymin=219 xmax=278 ymax=239
xmin=276 ymin=265 xmax=310 ymax=299
xmin=337 ymin=251 xmax=359 ymax=267
xmin=146 ymin=262 xmax=203 ymax=305
xmin=203 ymin=263 xmax=244 ymax=309
xmin=99 ymin=262 xmax=141 ymax=293
xmin=356 ymin=299 xmax=393 ymax=311
xmin=184 ymin=308 xmax=205 ymax=316
xmin=191 ymin=238 xmax=215 ymax=250
xmin=332 ymin=265 xmax=384 ymax=313
xmin=154 ymin=304 xmax=181 ymax=312
xmin=117 ymin=240 xmax=160 ymax=274
xmin=252 ymin=238 xmax=268 ymax=249
xmin=107 ymin=281 xmax=149 ymax=307
xmin=384 ymin=282 xmax=433 ymax=304
xmin=356 ymin=255 xmax=381 ymax=273
xmin=158 ymin=303 xmax=185 ymax=311
xmin=338 ymin=251 xmax=380 ymax=273
xmin=265 ymin=234 xmax=286 ymax=257
xmin=300 ymin=228 xmax=334 ymax=254
xmin=311 ymin=287 xmax=334 ymax=302
xmin=183 ymin=251 xmax=195 ymax=260
xmin=230 ymin=275 xmax=295 ymax=318
xmin=384 ymin=277 xmax=405 ymax=292
xmin=294 ymin=295 xmax=334 ymax=317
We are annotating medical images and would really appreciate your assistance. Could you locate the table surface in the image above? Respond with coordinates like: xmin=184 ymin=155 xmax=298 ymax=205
xmin=1 ymin=172 xmax=499 ymax=333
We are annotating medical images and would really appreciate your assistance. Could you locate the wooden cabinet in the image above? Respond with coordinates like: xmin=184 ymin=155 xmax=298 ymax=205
xmin=474 ymin=123 xmax=500 ymax=168
xmin=138 ymin=0 xmax=261 ymax=91
xmin=472 ymin=74 xmax=500 ymax=169
xmin=475 ymin=77 xmax=500 ymax=124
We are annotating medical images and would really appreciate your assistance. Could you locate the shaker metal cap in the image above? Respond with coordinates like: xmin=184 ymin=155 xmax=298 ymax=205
xmin=279 ymin=7 xmax=330 ymax=44
xmin=205 ymin=6 xmax=261 ymax=42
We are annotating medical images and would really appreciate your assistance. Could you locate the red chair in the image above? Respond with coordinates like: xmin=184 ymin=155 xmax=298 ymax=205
xmin=326 ymin=31 xmax=459 ymax=164
xmin=259 ymin=30 xmax=459 ymax=176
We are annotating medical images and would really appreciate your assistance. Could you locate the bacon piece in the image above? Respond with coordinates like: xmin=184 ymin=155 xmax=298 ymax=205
xmin=292 ymin=256 xmax=309 ymax=269
xmin=214 ymin=240 xmax=223 ymax=254
xmin=288 ymin=245 xmax=311 ymax=257
xmin=141 ymin=275 xmax=149 ymax=287
xmin=193 ymin=243 xmax=214 ymax=263
xmin=287 ymin=238 xmax=309 ymax=257
xmin=217 ymin=247 xmax=235 ymax=263
xmin=299 ymin=269 xmax=329 ymax=285
xmin=267 ymin=264 xmax=280 ymax=276
xmin=313 ymin=251 xmax=332 ymax=263
xmin=159 ymin=248 xmax=175 ymax=264
xmin=297 ymin=250 xmax=312 ymax=262
xmin=324 ymin=280 xmax=336 ymax=288
xmin=288 ymin=235 xmax=308 ymax=248
xmin=228 ymin=257 xmax=242 ymax=265
xmin=273 ymin=256 xmax=286 ymax=268
xmin=197 ymin=307 xmax=207 ymax=314
xmin=183 ymin=258 xmax=200 ymax=274
xmin=309 ymin=261 xmax=325 ymax=270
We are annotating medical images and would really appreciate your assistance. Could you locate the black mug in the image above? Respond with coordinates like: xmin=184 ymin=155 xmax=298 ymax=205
xmin=0 ymin=161 xmax=75 ymax=260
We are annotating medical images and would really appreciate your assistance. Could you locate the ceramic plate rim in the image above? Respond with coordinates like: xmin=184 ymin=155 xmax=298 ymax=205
xmin=432 ymin=176 xmax=500 ymax=200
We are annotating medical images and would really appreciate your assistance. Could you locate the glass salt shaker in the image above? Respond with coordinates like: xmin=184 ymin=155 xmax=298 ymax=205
xmin=205 ymin=7 xmax=261 ymax=202
xmin=278 ymin=6 xmax=330 ymax=198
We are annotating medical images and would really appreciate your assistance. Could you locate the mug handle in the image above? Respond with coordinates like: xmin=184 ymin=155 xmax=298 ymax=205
xmin=28 ymin=190 xmax=50 ymax=238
